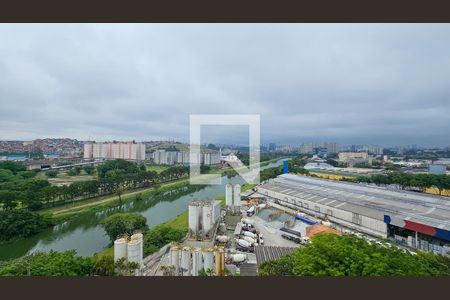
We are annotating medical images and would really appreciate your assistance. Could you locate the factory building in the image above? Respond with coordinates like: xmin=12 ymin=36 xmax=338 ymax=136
xmin=256 ymin=174 xmax=450 ymax=255
xmin=338 ymin=151 xmax=372 ymax=167
xmin=84 ymin=141 xmax=146 ymax=161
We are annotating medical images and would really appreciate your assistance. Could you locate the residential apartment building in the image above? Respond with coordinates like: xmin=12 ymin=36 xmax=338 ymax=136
xmin=84 ymin=141 xmax=146 ymax=161
xmin=152 ymin=149 xmax=219 ymax=165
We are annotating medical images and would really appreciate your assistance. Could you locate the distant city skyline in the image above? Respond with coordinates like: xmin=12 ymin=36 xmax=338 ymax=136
xmin=1 ymin=24 xmax=450 ymax=146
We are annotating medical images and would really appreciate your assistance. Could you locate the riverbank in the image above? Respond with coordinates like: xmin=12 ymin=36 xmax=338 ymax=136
xmin=41 ymin=158 xmax=283 ymax=222
xmin=44 ymin=178 xmax=191 ymax=223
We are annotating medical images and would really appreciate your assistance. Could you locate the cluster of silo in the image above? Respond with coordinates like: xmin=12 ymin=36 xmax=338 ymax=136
xmin=225 ymin=183 xmax=241 ymax=211
xmin=113 ymin=233 xmax=144 ymax=267
xmin=188 ymin=200 xmax=222 ymax=239
xmin=169 ymin=246 xmax=225 ymax=276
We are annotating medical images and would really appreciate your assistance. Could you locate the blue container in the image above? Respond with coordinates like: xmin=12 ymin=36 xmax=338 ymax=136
xmin=283 ymin=160 xmax=289 ymax=174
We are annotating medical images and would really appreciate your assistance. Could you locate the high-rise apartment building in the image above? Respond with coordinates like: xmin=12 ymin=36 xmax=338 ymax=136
xmin=151 ymin=150 xmax=219 ymax=165
xmin=84 ymin=141 xmax=146 ymax=161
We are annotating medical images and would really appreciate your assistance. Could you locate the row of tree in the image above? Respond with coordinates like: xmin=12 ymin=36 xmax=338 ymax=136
xmin=0 ymin=160 xmax=191 ymax=211
xmin=342 ymin=172 xmax=450 ymax=195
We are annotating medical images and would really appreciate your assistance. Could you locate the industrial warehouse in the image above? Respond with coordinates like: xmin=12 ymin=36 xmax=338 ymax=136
xmin=256 ymin=174 xmax=450 ymax=254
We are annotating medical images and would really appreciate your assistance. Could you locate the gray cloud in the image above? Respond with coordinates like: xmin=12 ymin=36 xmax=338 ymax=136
xmin=0 ymin=24 xmax=449 ymax=146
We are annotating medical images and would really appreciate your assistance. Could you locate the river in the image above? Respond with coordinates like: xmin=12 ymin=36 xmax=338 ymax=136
xmin=0 ymin=159 xmax=286 ymax=261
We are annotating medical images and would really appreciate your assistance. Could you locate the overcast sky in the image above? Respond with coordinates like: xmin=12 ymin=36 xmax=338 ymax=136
xmin=0 ymin=24 xmax=449 ymax=147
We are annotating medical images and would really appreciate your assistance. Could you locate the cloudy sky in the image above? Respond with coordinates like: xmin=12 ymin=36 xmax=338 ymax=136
xmin=0 ymin=24 xmax=449 ymax=147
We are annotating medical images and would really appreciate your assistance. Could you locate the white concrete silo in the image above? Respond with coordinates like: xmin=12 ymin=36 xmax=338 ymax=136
xmin=114 ymin=238 xmax=127 ymax=262
xmin=192 ymin=248 xmax=203 ymax=276
xmin=201 ymin=204 xmax=213 ymax=235
xmin=188 ymin=203 xmax=202 ymax=236
xmin=213 ymin=200 xmax=221 ymax=223
xmin=225 ymin=184 xmax=233 ymax=207
xmin=233 ymin=184 xmax=241 ymax=207
xmin=181 ymin=247 xmax=192 ymax=276
xmin=126 ymin=233 xmax=143 ymax=267
xmin=202 ymin=248 xmax=215 ymax=275
xmin=170 ymin=246 xmax=181 ymax=275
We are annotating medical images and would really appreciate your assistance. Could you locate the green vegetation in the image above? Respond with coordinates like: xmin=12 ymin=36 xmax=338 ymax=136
xmin=0 ymin=210 xmax=53 ymax=243
xmin=236 ymin=152 xmax=283 ymax=166
xmin=0 ymin=159 xmax=191 ymax=213
xmin=45 ymin=170 xmax=58 ymax=178
xmin=0 ymin=250 xmax=95 ymax=276
xmin=143 ymin=225 xmax=186 ymax=256
xmin=100 ymin=213 xmax=149 ymax=242
xmin=0 ymin=250 xmax=139 ymax=276
xmin=260 ymin=160 xmax=308 ymax=182
xmin=145 ymin=164 xmax=169 ymax=173
xmin=259 ymin=234 xmax=450 ymax=276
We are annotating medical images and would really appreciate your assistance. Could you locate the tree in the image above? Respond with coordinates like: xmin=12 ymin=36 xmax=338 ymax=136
xmin=46 ymin=170 xmax=58 ymax=178
xmin=0 ymin=161 xmax=26 ymax=174
xmin=143 ymin=225 xmax=186 ymax=256
xmin=0 ymin=210 xmax=53 ymax=242
xmin=82 ymin=165 xmax=95 ymax=175
xmin=100 ymin=213 xmax=148 ymax=242
xmin=0 ymin=250 xmax=95 ymax=276
xmin=259 ymin=234 xmax=450 ymax=276
xmin=0 ymin=190 xmax=18 ymax=210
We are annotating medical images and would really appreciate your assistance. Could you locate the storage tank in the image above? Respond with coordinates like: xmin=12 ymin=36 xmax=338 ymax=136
xmin=127 ymin=239 xmax=143 ymax=267
xmin=216 ymin=235 xmax=229 ymax=243
xmin=232 ymin=253 xmax=246 ymax=263
xmin=114 ymin=238 xmax=127 ymax=262
xmin=213 ymin=201 xmax=221 ymax=223
xmin=202 ymin=248 xmax=215 ymax=275
xmin=189 ymin=204 xmax=202 ymax=236
xmin=181 ymin=247 xmax=192 ymax=276
xmin=243 ymin=236 xmax=256 ymax=245
xmin=243 ymin=231 xmax=256 ymax=238
xmin=170 ymin=246 xmax=181 ymax=275
xmin=225 ymin=184 xmax=233 ymax=207
xmin=215 ymin=247 xmax=225 ymax=275
xmin=233 ymin=184 xmax=241 ymax=206
xmin=192 ymin=248 xmax=203 ymax=276
xmin=130 ymin=233 xmax=143 ymax=262
xmin=202 ymin=205 xmax=213 ymax=235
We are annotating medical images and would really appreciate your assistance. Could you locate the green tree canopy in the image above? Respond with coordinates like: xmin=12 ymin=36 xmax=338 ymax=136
xmin=0 ymin=250 xmax=95 ymax=276
xmin=0 ymin=210 xmax=53 ymax=243
xmin=100 ymin=213 xmax=148 ymax=242
xmin=259 ymin=234 xmax=450 ymax=276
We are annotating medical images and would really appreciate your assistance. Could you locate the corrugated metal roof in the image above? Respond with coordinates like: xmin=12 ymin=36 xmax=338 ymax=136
xmin=254 ymin=245 xmax=296 ymax=266
xmin=258 ymin=174 xmax=450 ymax=231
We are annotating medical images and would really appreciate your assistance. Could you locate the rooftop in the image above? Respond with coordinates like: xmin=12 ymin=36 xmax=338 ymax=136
xmin=257 ymin=174 xmax=450 ymax=231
